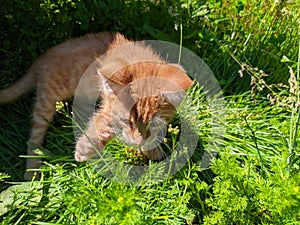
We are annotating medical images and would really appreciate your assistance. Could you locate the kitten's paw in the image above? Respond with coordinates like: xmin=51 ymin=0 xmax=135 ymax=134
xmin=24 ymin=158 xmax=42 ymax=181
xmin=24 ymin=170 xmax=41 ymax=181
xmin=74 ymin=131 xmax=112 ymax=162
xmin=74 ymin=136 xmax=106 ymax=162
xmin=75 ymin=136 xmax=99 ymax=162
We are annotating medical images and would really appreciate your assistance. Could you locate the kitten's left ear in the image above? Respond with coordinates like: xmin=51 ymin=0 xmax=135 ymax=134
xmin=162 ymin=90 xmax=186 ymax=108
xmin=159 ymin=64 xmax=194 ymax=91
xmin=159 ymin=64 xmax=194 ymax=107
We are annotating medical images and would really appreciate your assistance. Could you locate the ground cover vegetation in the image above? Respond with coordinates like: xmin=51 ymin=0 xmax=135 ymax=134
xmin=0 ymin=0 xmax=299 ymax=224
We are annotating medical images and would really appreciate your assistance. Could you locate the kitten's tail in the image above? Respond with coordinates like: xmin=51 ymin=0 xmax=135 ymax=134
xmin=0 ymin=70 xmax=36 ymax=103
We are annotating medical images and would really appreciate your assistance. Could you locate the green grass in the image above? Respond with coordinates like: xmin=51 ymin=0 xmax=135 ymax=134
xmin=1 ymin=0 xmax=300 ymax=224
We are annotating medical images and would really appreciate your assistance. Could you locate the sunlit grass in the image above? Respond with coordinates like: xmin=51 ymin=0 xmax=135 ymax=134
xmin=1 ymin=0 xmax=300 ymax=224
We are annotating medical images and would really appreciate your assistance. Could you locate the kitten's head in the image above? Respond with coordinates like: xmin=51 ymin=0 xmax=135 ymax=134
xmin=99 ymin=62 xmax=193 ymax=158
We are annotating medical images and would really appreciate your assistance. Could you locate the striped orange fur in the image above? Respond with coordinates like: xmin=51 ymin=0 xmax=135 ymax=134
xmin=0 ymin=32 xmax=193 ymax=180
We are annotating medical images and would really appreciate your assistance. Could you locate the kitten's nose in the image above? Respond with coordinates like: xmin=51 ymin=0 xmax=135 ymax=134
xmin=131 ymin=129 xmax=150 ymax=146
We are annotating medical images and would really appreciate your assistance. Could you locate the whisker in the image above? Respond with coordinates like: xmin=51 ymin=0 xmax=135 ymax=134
xmin=156 ymin=145 xmax=167 ymax=159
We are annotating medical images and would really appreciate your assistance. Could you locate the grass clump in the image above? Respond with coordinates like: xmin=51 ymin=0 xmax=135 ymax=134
xmin=205 ymin=152 xmax=300 ymax=225
xmin=0 ymin=160 xmax=201 ymax=224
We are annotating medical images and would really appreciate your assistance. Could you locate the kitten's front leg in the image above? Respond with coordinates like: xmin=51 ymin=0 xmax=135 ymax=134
xmin=75 ymin=112 xmax=114 ymax=162
xmin=25 ymin=97 xmax=56 ymax=180
xmin=75 ymin=130 xmax=113 ymax=162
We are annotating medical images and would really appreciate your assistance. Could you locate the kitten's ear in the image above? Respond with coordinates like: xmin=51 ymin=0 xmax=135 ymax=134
xmin=159 ymin=64 xmax=193 ymax=107
xmin=98 ymin=58 xmax=133 ymax=95
xmin=159 ymin=64 xmax=194 ymax=91
xmin=103 ymin=78 xmax=124 ymax=95
xmin=97 ymin=65 xmax=125 ymax=95
xmin=162 ymin=91 xmax=186 ymax=108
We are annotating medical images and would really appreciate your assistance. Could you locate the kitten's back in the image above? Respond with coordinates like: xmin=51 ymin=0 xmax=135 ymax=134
xmin=0 ymin=32 xmax=115 ymax=103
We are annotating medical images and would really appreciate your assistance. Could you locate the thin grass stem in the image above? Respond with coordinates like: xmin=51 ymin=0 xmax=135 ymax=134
xmin=244 ymin=117 xmax=266 ymax=178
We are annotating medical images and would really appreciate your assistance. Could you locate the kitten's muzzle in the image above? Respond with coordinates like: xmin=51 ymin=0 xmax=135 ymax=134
xmin=135 ymin=125 xmax=167 ymax=150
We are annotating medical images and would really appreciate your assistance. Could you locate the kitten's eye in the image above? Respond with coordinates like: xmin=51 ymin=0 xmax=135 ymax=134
xmin=120 ymin=118 xmax=133 ymax=127
xmin=148 ymin=117 xmax=167 ymax=131
xmin=128 ymin=120 xmax=133 ymax=127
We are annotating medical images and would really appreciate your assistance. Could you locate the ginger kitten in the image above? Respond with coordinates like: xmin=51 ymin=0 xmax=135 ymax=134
xmin=0 ymin=32 xmax=193 ymax=180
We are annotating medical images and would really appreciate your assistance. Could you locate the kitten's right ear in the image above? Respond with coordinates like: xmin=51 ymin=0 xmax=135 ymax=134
xmin=98 ymin=57 xmax=130 ymax=95
xmin=97 ymin=66 xmax=125 ymax=95
xmin=103 ymin=78 xmax=124 ymax=95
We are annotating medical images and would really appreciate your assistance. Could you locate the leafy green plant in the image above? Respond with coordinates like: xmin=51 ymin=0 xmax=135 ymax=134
xmin=203 ymin=45 xmax=300 ymax=225
xmin=204 ymin=152 xmax=300 ymax=225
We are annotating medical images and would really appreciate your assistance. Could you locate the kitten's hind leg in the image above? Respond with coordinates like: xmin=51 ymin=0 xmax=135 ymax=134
xmin=24 ymin=96 xmax=56 ymax=180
